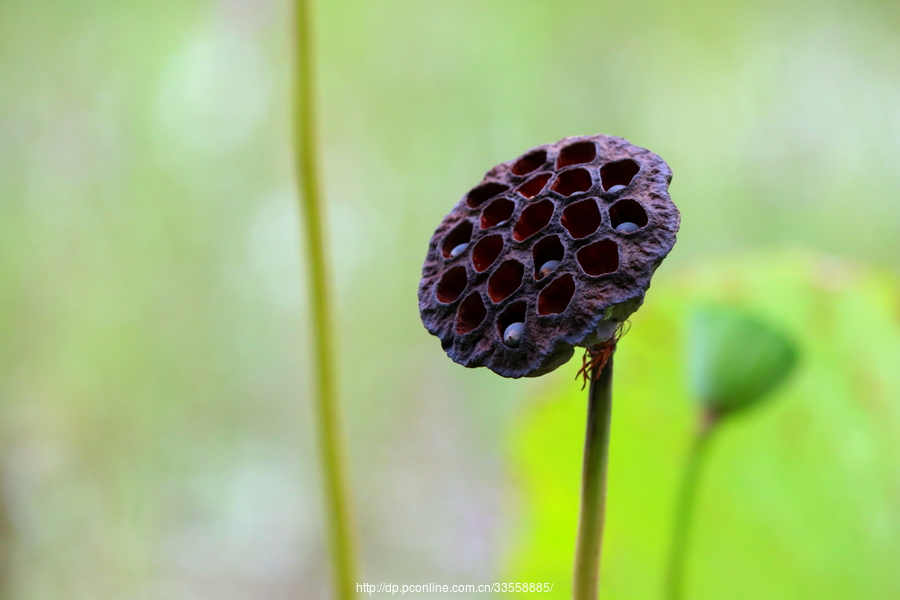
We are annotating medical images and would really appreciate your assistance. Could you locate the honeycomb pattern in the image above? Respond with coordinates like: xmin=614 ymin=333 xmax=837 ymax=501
xmin=419 ymin=134 xmax=679 ymax=378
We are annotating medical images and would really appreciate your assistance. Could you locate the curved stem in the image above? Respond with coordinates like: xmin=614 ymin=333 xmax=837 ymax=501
xmin=573 ymin=356 xmax=615 ymax=600
xmin=293 ymin=1 xmax=357 ymax=598
xmin=664 ymin=417 xmax=716 ymax=600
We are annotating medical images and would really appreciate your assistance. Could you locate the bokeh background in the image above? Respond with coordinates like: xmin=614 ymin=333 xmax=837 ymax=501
xmin=1 ymin=0 xmax=899 ymax=598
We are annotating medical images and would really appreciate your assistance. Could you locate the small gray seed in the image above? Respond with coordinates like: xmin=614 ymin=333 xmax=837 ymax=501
xmin=450 ymin=243 xmax=469 ymax=258
xmin=615 ymin=222 xmax=640 ymax=233
xmin=538 ymin=260 xmax=561 ymax=279
xmin=607 ymin=184 xmax=626 ymax=193
xmin=503 ymin=322 xmax=525 ymax=348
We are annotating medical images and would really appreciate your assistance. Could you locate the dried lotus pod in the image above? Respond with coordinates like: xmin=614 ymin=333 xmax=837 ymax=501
xmin=418 ymin=134 xmax=679 ymax=378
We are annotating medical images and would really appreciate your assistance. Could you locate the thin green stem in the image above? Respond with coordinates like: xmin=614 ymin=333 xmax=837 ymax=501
xmin=573 ymin=356 xmax=615 ymax=600
xmin=293 ymin=1 xmax=357 ymax=598
xmin=664 ymin=417 xmax=716 ymax=600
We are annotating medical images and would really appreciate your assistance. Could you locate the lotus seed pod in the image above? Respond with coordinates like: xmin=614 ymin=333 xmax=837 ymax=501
xmin=419 ymin=134 xmax=680 ymax=378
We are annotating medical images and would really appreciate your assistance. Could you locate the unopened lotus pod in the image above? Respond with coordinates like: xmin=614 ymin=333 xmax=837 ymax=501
xmin=419 ymin=134 xmax=680 ymax=378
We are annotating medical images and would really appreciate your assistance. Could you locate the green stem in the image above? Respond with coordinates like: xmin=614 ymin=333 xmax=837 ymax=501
xmin=293 ymin=1 xmax=357 ymax=598
xmin=573 ymin=355 xmax=615 ymax=600
xmin=664 ymin=415 xmax=716 ymax=600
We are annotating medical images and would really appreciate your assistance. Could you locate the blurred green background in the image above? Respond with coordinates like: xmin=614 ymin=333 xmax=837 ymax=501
xmin=1 ymin=0 xmax=899 ymax=598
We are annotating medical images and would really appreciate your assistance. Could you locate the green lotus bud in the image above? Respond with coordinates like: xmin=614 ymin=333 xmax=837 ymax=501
xmin=688 ymin=305 xmax=799 ymax=417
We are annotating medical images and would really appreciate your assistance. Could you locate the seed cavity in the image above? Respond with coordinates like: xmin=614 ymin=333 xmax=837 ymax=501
xmin=561 ymin=198 xmax=601 ymax=239
xmin=467 ymin=182 xmax=509 ymax=208
xmin=442 ymin=221 xmax=473 ymax=259
xmin=556 ymin=141 xmax=596 ymax=169
xmin=497 ymin=301 xmax=527 ymax=348
xmin=488 ymin=260 xmax=525 ymax=303
xmin=456 ymin=292 xmax=487 ymax=334
xmin=513 ymin=199 xmax=554 ymax=242
xmin=517 ymin=173 xmax=552 ymax=199
xmin=609 ymin=199 xmax=648 ymax=231
xmin=512 ymin=149 xmax=547 ymax=176
xmin=533 ymin=235 xmax=564 ymax=279
xmin=600 ymin=159 xmax=639 ymax=191
xmin=577 ymin=239 xmax=619 ymax=276
xmin=436 ymin=266 xmax=467 ymax=303
xmin=551 ymin=168 xmax=592 ymax=196
xmin=481 ymin=198 xmax=515 ymax=229
xmin=471 ymin=235 xmax=504 ymax=272
xmin=538 ymin=274 xmax=576 ymax=315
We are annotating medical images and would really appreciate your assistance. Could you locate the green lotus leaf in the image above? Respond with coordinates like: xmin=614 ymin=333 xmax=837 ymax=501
xmin=504 ymin=250 xmax=900 ymax=599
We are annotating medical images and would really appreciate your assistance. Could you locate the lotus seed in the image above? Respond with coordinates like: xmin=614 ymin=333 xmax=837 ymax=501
xmin=450 ymin=243 xmax=469 ymax=258
xmin=503 ymin=322 xmax=525 ymax=348
xmin=615 ymin=222 xmax=640 ymax=233
xmin=538 ymin=260 xmax=561 ymax=279
xmin=607 ymin=184 xmax=626 ymax=193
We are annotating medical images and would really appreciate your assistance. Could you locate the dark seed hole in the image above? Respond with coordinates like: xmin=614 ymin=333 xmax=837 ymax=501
xmin=600 ymin=159 xmax=639 ymax=191
xmin=442 ymin=221 xmax=473 ymax=259
xmin=538 ymin=274 xmax=575 ymax=315
xmin=436 ymin=266 xmax=467 ymax=304
xmin=512 ymin=149 xmax=547 ymax=176
xmin=533 ymin=235 xmax=564 ymax=279
xmin=551 ymin=168 xmax=592 ymax=196
xmin=609 ymin=199 xmax=648 ymax=230
xmin=497 ymin=301 xmax=527 ymax=342
xmin=561 ymin=198 xmax=601 ymax=239
xmin=488 ymin=260 xmax=524 ymax=303
xmin=456 ymin=292 xmax=487 ymax=334
xmin=467 ymin=182 xmax=509 ymax=208
xmin=556 ymin=141 xmax=597 ymax=169
xmin=471 ymin=234 xmax=504 ymax=272
xmin=517 ymin=173 xmax=552 ymax=199
xmin=513 ymin=199 xmax=554 ymax=242
xmin=577 ymin=239 xmax=619 ymax=276
xmin=480 ymin=198 xmax=515 ymax=229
